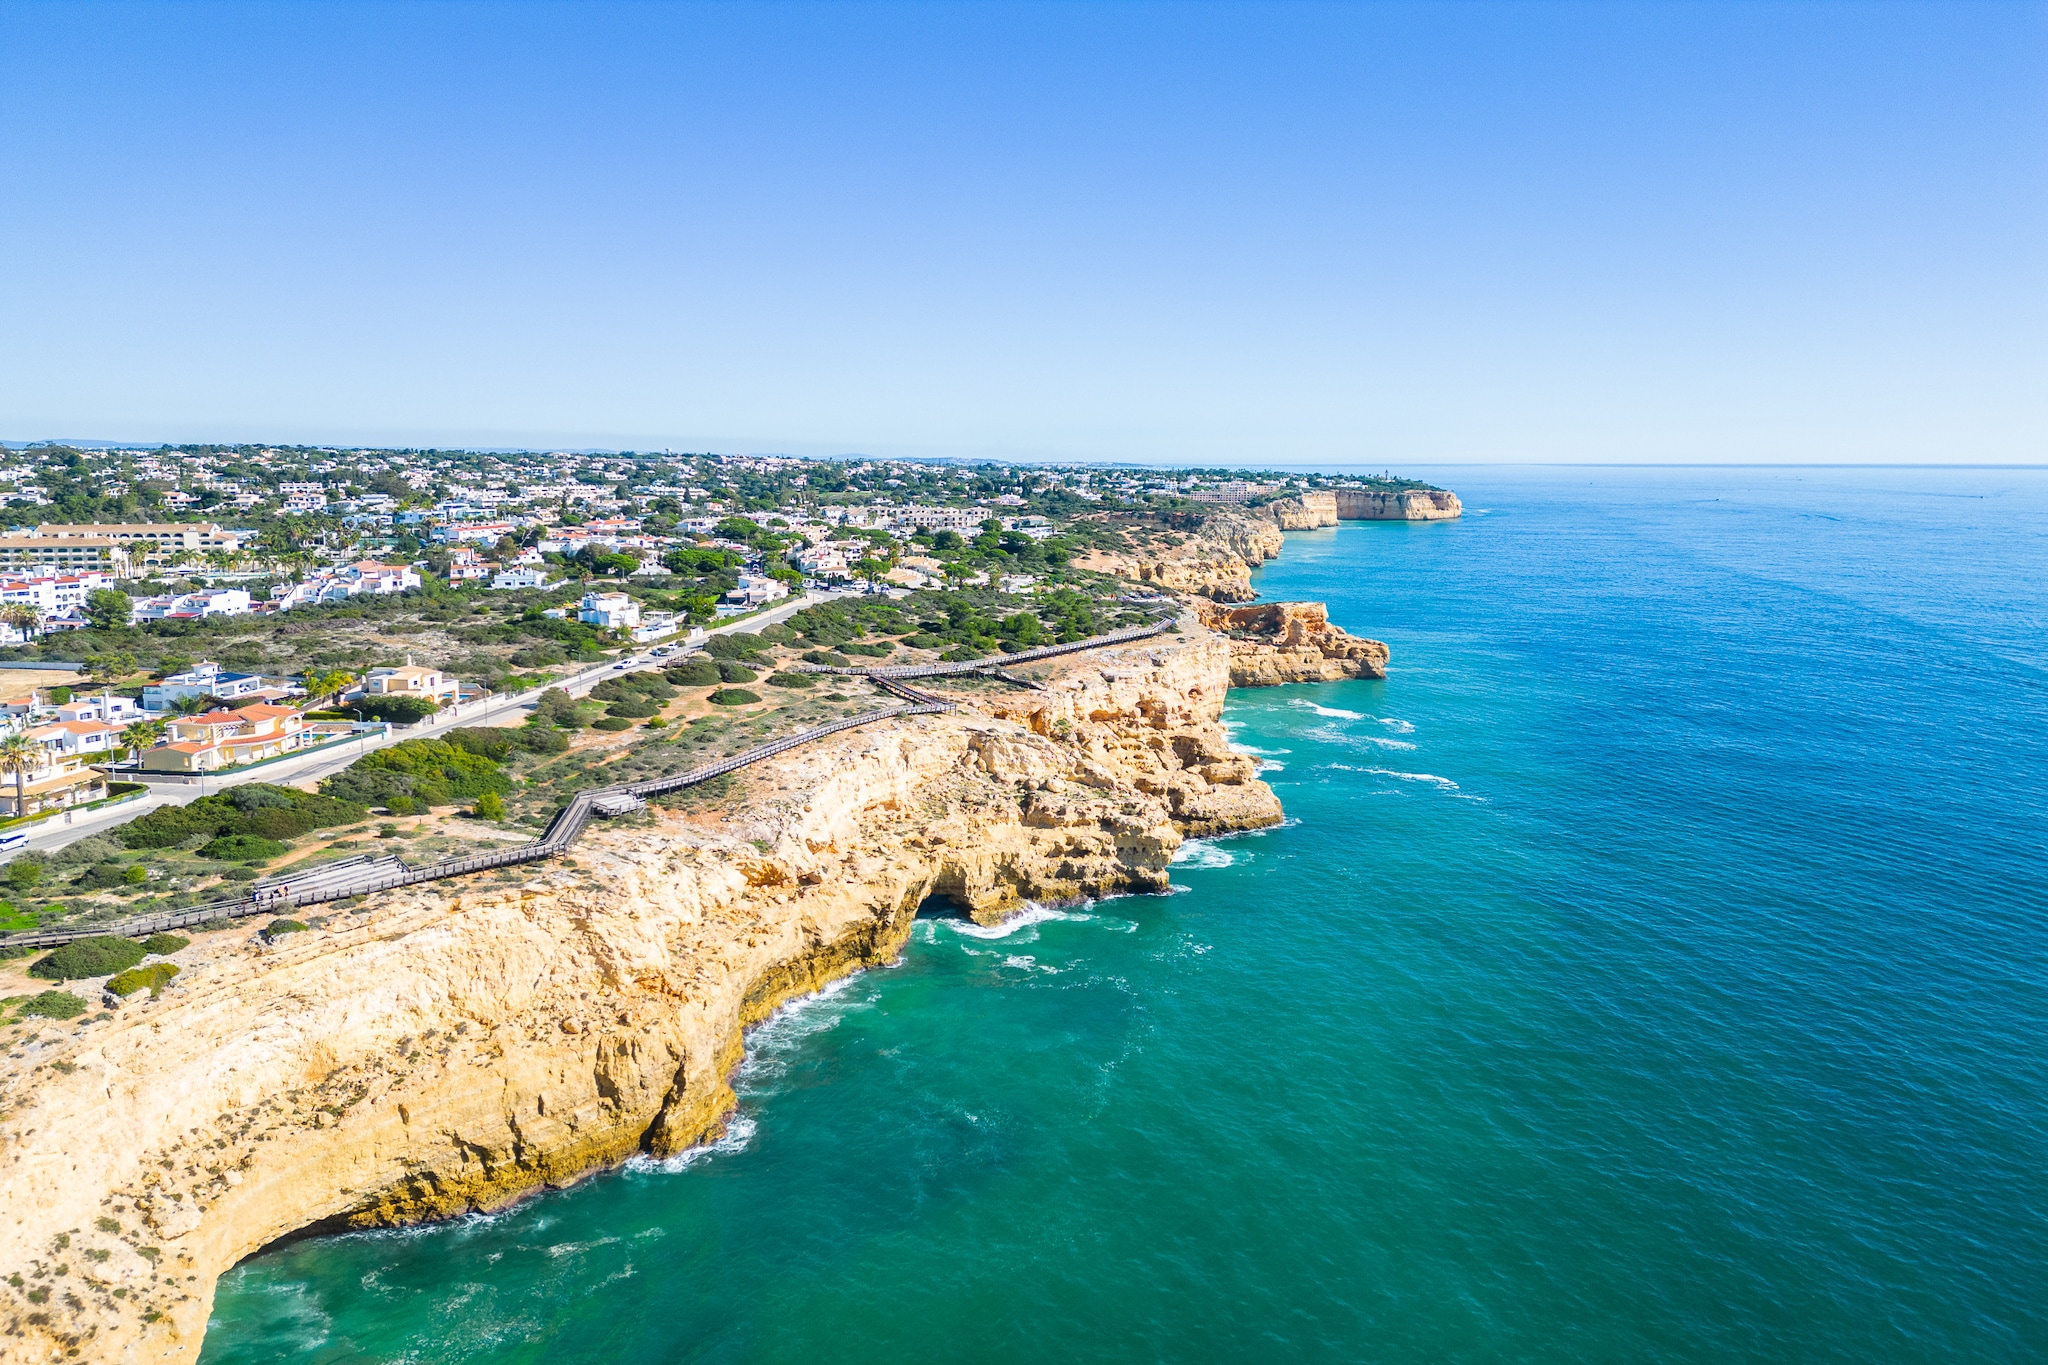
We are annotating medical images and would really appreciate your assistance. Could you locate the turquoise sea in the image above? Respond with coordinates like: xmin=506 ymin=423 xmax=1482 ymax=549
xmin=202 ymin=467 xmax=2048 ymax=1364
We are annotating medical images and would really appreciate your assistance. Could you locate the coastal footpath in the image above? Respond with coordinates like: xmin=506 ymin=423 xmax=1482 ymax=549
xmin=0 ymin=507 xmax=1420 ymax=1364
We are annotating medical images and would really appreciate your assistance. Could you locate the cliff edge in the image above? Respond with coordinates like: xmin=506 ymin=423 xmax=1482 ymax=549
xmin=0 ymin=628 xmax=1278 ymax=1364
xmin=1196 ymin=600 xmax=1389 ymax=686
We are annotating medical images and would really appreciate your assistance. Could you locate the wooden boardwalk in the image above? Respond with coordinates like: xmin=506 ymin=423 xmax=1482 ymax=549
xmin=0 ymin=612 xmax=1179 ymax=952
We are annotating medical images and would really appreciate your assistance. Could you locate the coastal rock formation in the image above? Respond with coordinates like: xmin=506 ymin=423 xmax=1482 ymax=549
xmin=1091 ymin=512 xmax=1285 ymax=601
xmin=1262 ymin=491 xmax=1339 ymax=528
xmin=1331 ymin=488 xmax=1461 ymax=521
xmin=1262 ymin=488 xmax=1461 ymax=527
xmin=0 ymin=629 xmax=1278 ymax=1365
xmin=1195 ymin=600 xmax=1389 ymax=686
xmin=1082 ymin=490 xmax=1456 ymax=603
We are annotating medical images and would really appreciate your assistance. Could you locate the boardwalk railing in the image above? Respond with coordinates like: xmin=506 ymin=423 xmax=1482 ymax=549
xmin=0 ymin=613 xmax=1177 ymax=953
xmin=0 ymin=701 xmax=952 ymax=951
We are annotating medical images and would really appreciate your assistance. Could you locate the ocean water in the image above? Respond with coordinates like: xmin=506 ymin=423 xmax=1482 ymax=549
xmin=201 ymin=467 xmax=2048 ymax=1364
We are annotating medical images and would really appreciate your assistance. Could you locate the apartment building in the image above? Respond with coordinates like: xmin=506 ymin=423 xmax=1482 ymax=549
xmin=0 ymin=536 xmax=132 ymax=578
xmin=35 ymin=521 xmax=250 ymax=559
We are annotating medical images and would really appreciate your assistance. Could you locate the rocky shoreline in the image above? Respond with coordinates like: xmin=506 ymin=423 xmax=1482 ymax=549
xmin=0 ymin=513 xmax=1413 ymax=1364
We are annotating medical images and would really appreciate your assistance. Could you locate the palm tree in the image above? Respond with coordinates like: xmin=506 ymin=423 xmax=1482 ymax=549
xmin=0 ymin=733 xmax=40 ymax=819
xmin=120 ymin=720 xmax=162 ymax=763
xmin=0 ymin=604 xmax=42 ymax=642
xmin=169 ymin=695 xmax=209 ymax=717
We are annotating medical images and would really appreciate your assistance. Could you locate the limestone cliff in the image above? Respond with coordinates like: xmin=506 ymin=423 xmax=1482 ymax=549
xmin=1263 ymin=488 xmax=1461 ymax=527
xmin=1195 ymin=601 xmax=1389 ymax=686
xmin=1083 ymin=490 xmax=1457 ymax=602
xmin=1263 ymin=491 xmax=1339 ymax=529
xmin=1106 ymin=512 xmax=1284 ymax=602
xmin=1331 ymin=488 xmax=1460 ymax=521
xmin=0 ymin=630 xmax=1278 ymax=1365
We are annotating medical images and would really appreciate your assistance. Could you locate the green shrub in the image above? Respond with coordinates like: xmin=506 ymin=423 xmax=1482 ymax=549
xmin=518 ymin=724 xmax=570 ymax=754
xmin=645 ymin=716 xmax=668 ymax=728
xmin=18 ymin=990 xmax=86 ymax=1020
xmin=70 ymin=862 xmax=134 ymax=891
xmin=50 ymin=835 xmax=124 ymax=868
xmin=343 ymin=695 xmax=440 ymax=724
xmin=122 ymin=864 xmax=148 ymax=886
xmin=263 ymin=919 xmax=307 ymax=938
xmin=703 ymin=634 xmax=765 ymax=661
xmin=591 ymin=716 xmax=633 ymax=732
xmin=385 ymin=795 xmax=422 ymax=815
xmin=106 ymin=963 xmax=178 ymax=998
xmin=30 ymin=936 xmax=147 ymax=981
xmin=802 ymin=650 xmax=851 ymax=668
xmin=473 ymin=792 xmax=505 ymax=820
xmin=141 ymin=933 xmax=189 ymax=955
xmin=197 ymin=834 xmax=288 ymax=862
xmin=665 ymin=657 xmax=720 ymax=686
xmin=715 ymin=660 xmax=757 ymax=683
xmin=115 ymin=786 xmax=365 ymax=850
xmin=707 ymin=688 xmax=760 ymax=706
xmin=765 ymin=672 xmax=816 ymax=689
xmin=605 ymin=698 xmax=657 ymax=719
xmin=320 ymin=737 xmax=511 ymax=809
xmin=442 ymin=727 xmax=520 ymax=761
xmin=6 ymin=858 xmax=45 ymax=891
xmin=224 ymin=866 xmax=261 ymax=881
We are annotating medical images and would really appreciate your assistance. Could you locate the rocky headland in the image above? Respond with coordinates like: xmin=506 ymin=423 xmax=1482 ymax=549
xmin=1079 ymin=487 xmax=1459 ymax=601
xmin=0 ymin=626 xmax=1287 ymax=1364
xmin=0 ymin=487 xmax=1438 ymax=1363
xmin=1196 ymin=600 xmax=1390 ymax=686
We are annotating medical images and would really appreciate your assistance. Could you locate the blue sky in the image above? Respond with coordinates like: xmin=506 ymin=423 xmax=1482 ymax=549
xmin=1 ymin=1 xmax=2042 ymax=464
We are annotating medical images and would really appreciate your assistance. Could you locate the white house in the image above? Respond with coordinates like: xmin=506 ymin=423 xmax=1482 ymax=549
xmin=579 ymin=591 xmax=640 ymax=630
xmin=490 ymin=565 xmax=552 ymax=591
xmin=723 ymin=574 xmax=789 ymax=607
xmin=629 ymin=611 xmax=683 ymax=643
xmin=143 ymin=662 xmax=272 ymax=712
xmin=130 ymin=589 xmax=253 ymax=623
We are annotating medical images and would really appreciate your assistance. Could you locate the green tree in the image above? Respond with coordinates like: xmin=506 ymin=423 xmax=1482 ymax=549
xmin=119 ymin=720 xmax=162 ymax=761
xmin=84 ymin=588 xmax=132 ymax=631
xmin=0 ymin=733 xmax=39 ymax=818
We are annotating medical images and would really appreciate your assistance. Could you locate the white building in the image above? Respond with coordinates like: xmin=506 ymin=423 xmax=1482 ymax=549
xmin=130 ymin=589 xmax=253 ymax=623
xmin=490 ymin=565 xmax=553 ymax=591
xmin=724 ymin=573 xmax=790 ymax=607
xmin=579 ymin=590 xmax=641 ymax=630
xmin=143 ymin=662 xmax=272 ymax=712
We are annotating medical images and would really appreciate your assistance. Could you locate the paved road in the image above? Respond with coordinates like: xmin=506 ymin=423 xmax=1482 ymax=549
xmin=13 ymin=592 xmax=836 ymax=856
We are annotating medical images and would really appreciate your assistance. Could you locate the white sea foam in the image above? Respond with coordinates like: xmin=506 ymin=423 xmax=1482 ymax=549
xmin=1289 ymin=699 xmax=1365 ymax=720
xmin=624 ymin=1112 xmax=758 ymax=1174
xmin=944 ymin=900 xmax=1080 ymax=940
xmin=1365 ymin=767 xmax=1461 ymax=790
xmin=1172 ymin=838 xmax=1237 ymax=869
xmin=1376 ymin=716 xmax=1415 ymax=734
xmin=1234 ymin=744 xmax=1291 ymax=756
xmin=1257 ymin=759 xmax=1286 ymax=772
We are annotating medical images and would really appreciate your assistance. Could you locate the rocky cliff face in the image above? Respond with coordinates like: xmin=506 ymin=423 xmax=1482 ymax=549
xmin=1195 ymin=601 xmax=1389 ymax=686
xmin=1263 ymin=491 xmax=1339 ymax=529
xmin=1076 ymin=512 xmax=1285 ymax=602
xmin=0 ymin=630 xmax=1278 ymax=1365
xmin=1332 ymin=488 xmax=1461 ymax=520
